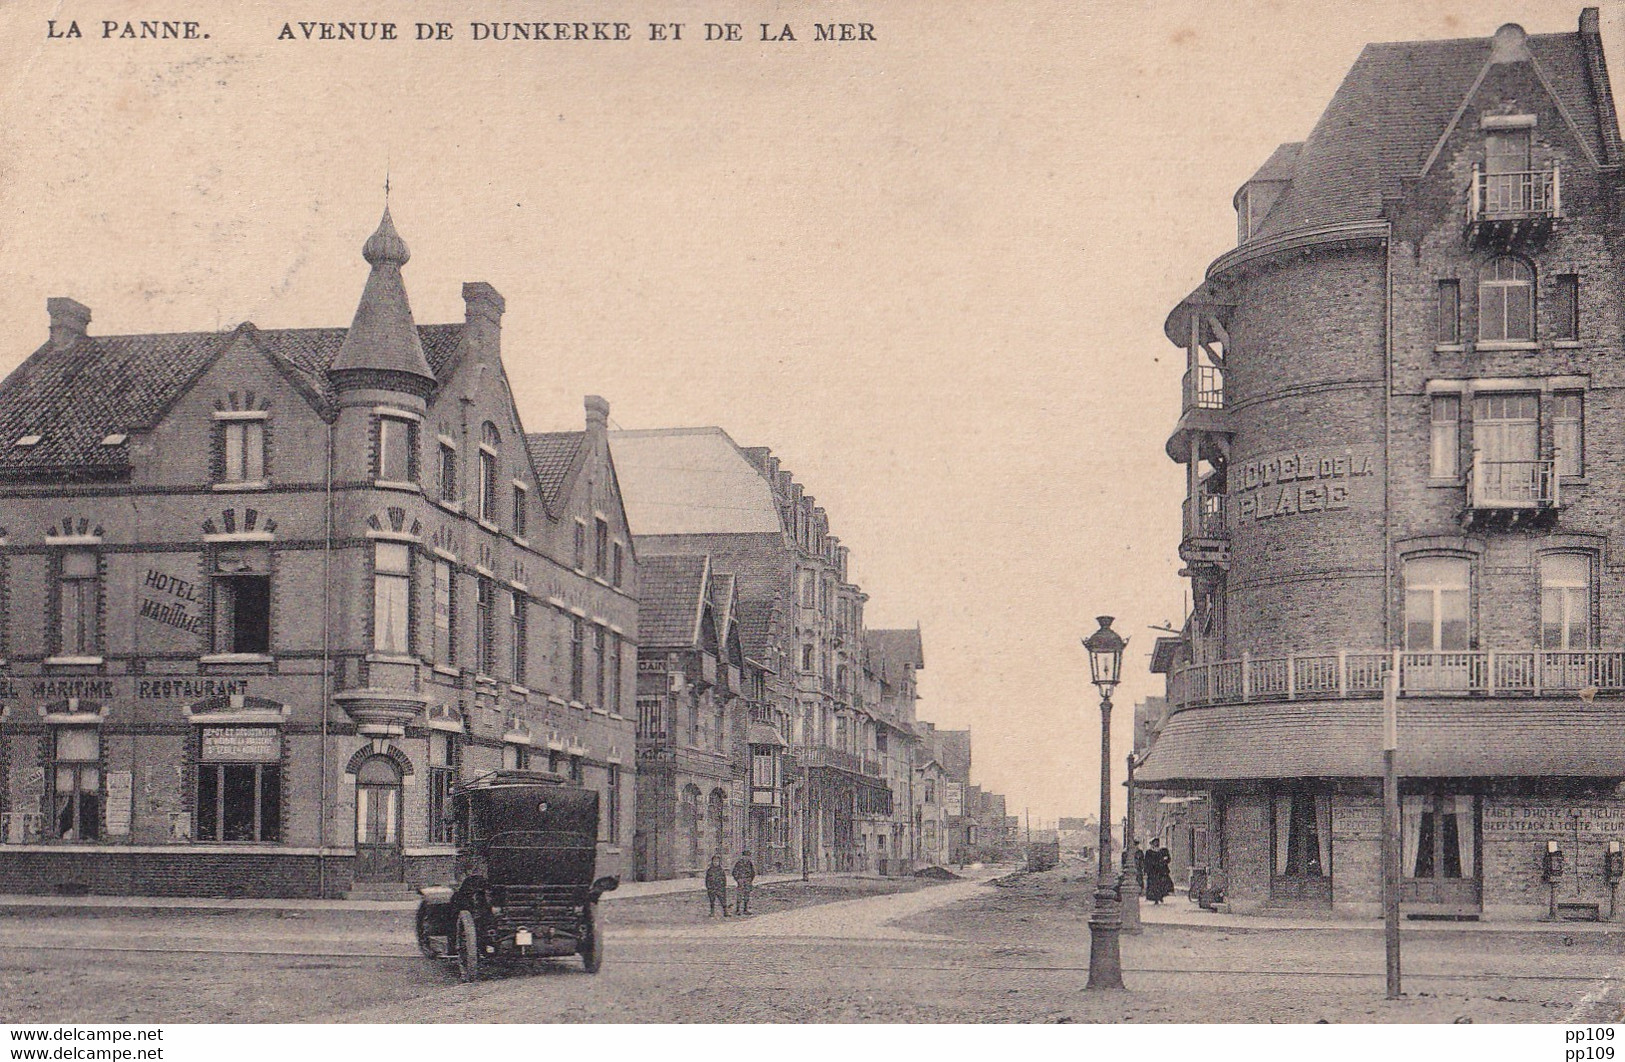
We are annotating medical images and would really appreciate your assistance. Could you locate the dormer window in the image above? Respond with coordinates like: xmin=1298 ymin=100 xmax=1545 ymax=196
xmin=214 ymin=411 xmax=266 ymax=485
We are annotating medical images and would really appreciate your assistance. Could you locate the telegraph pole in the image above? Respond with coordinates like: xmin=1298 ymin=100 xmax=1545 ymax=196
xmin=1383 ymin=653 xmax=1402 ymax=999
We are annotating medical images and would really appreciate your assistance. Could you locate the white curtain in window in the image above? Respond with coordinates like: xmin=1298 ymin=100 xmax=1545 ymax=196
xmin=1452 ymin=795 xmax=1476 ymax=879
xmin=1401 ymin=795 xmax=1424 ymax=877
xmin=355 ymin=788 xmax=369 ymax=845
xmin=1273 ymin=793 xmax=1291 ymax=876
xmin=1315 ymin=794 xmax=1332 ymax=877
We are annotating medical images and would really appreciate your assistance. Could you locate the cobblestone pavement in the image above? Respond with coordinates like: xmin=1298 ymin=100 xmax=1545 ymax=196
xmin=0 ymin=870 xmax=1618 ymax=1023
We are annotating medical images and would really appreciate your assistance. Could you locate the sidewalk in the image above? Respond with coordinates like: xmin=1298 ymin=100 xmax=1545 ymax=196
xmin=0 ymin=871 xmax=871 ymax=916
xmin=1135 ymin=894 xmax=1625 ymax=936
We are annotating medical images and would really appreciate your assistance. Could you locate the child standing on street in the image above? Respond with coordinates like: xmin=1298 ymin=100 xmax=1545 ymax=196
xmin=705 ymin=854 xmax=729 ymax=917
xmin=732 ymin=850 xmax=757 ymax=915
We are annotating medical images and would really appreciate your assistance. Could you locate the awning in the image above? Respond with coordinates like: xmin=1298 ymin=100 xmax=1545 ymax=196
xmin=1137 ymin=697 xmax=1625 ymax=785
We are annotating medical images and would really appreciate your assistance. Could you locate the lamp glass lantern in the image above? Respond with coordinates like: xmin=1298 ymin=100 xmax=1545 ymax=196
xmin=1083 ymin=616 xmax=1127 ymax=696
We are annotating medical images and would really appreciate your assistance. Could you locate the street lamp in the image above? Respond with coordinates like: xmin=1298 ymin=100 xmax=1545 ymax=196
xmin=1083 ymin=615 xmax=1127 ymax=990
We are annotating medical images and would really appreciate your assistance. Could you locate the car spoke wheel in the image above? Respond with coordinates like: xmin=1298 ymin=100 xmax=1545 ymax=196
xmin=580 ymin=905 xmax=603 ymax=974
xmin=456 ymin=910 xmax=481 ymax=983
xmin=415 ymin=902 xmax=439 ymax=959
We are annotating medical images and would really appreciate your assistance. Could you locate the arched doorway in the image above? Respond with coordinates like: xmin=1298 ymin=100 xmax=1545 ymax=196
xmin=681 ymin=784 xmax=703 ymax=872
xmin=708 ymin=787 xmax=728 ymax=856
xmin=355 ymin=756 xmax=403 ymax=883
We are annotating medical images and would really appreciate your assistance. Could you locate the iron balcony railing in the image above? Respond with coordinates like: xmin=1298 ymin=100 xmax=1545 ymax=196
xmin=1467 ymin=164 xmax=1560 ymax=222
xmin=1468 ymin=458 xmax=1558 ymax=510
xmin=1182 ymin=493 xmax=1227 ymax=541
xmin=1170 ymin=648 xmax=1625 ymax=708
xmin=1181 ymin=364 xmax=1225 ymax=412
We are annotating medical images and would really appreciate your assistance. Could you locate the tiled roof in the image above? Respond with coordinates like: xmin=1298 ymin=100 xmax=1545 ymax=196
xmin=708 ymin=572 xmax=736 ymax=637
xmin=735 ymin=598 xmax=778 ymax=662
xmin=0 ymin=322 xmax=462 ymax=478
xmin=1244 ymin=142 xmax=1301 ymax=187
xmin=1250 ymin=28 xmax=1611 ymax=242
xmin=524 ymin=431 xmax=585 ymax=510
xmin=608 ymin=427 xmax=783 ymax=536
xmin=1137 ymin=698 xmax=1625 ymax=784
xmin=636 ymin=553 xmax=709 ymax=648
xmin=866 ymin=628 xmax=924 ymax=674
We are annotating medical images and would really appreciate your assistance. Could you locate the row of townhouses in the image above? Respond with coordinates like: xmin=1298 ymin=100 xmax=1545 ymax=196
xmin=0 ymin=207 xmax=1005 ymax=896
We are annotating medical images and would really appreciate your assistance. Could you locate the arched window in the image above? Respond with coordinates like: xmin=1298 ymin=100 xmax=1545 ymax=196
xmin=478 ymin=423 xmax=500 ymax=525
xmin=1479 ymin=257 xmax=1533 ymax=342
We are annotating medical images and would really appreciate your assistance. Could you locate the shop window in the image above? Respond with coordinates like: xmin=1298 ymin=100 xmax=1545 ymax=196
xmin=213 ymin=547 xmax=271 ymax=654
xmin=1552 ymin=274 xmax=1579 ymax=341
xmin=438 ymin=443 xmax=457 ymax=503
xmin=1271 ymin=791 xmax=1330 ymax=878
xmin=372 ymin=543 xmax=411 ymax=655
xmin=427 ymin=731 xmax=461 ymax=844
xmin=56 ymin=549 xmax=100 ymax=656
xmin=217 ymin=416 xmax=266 ymax=484
xmin=1554 ymin=392 xmax=1584 ymax=478
xmin=475 ymin=577 xmax=495 ymax=676
xmin=510 ymin=590 xmax=526 ymax=685
xmin=196 ymin=728 xmax=281 ymax=843
xmin=513 ymin=485 xmax=528 ymax=540
xmin=433 ymin=560 xmax=456 ymax=667
xmin=1402 ymin=794 xmax=1476 ymax=881
xmin=377 ymin=415 xmax=417 ymax=484
xmin=1479 ymin=257 xmax=1534 ymax=342
xmin=52 ymin=727 xmax=100 ymax=841
xmin=1430 ymin=394 xmax=1460 ymax=479
xmin=1541 ymin=553 xmax=1592 ymax=650
xmin=1436 ymin=280 xmax=1460 ymax=343
xmin=1403 ymin=555 xmax=1470 ymax=651
xmin=570 ymin=615 xmax=585 ymax=702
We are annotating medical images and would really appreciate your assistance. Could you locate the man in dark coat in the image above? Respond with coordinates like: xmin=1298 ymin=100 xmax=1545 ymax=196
xmin=732 ymin=849 xmax=757 ymax=915
xmin=705 ymin=854 xmax=729 ymax=917
xmin=1144 ymin=838 xmax=1175 ymax=904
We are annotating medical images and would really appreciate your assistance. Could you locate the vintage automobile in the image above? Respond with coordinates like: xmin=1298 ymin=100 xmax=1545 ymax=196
xmin=415 ymin=769 xmax=619 ymax=980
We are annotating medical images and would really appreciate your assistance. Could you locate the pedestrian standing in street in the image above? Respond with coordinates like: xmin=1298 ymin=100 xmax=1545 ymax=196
xmin=705 ymin=854 xmax=729 ymax=917
xmin=1144 ymin=837 xmax=1174 ymax=904
xmin=732 ymin=849 xmax=757 ymax=915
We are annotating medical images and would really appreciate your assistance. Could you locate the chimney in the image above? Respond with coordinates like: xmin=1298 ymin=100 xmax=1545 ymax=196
xmin=1579 ymin=8 xmax=1622 ymax=167
xmin=47 ymin=297 xmax=91 ymax=349
xmin=584 ymin=395 xmax=610 ymax=440
xmin=462 ymin=281 xmax=505 ymax=355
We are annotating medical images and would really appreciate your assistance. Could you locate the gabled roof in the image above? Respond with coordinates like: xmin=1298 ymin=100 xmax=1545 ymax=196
xmin=0 ymin=323 xmax=462 ymax=478
xmin=608 ymin=427 xmax=784 ymax=537
xmin=866 ymin=627 xmax=925 ymax=675
xmin=735 ymin=597 xmax=778 ymax=662
xmin=636 ymin=553 xmax=711 ymax=649
xmin=524 ymin=431 xmax=586 ymax=511
xmin=1250 ymin=24 xmax=1615 ymax=242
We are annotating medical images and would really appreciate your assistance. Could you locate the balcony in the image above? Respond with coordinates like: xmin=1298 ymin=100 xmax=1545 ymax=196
xmin=1465 ymin=459 xmax=1558 ymax=527
xmin=1179 ymin=492 xmax=1229 ymax=570
xmin=799 ymin=744 xmax=886 ymax=779
xmin=1165 ymin=364 xmax=1233 ymax=464
xmin=1466 ymin=164 xmax=1559 ymax=245
xmin=1169 ymin=648 xmax=1625 ymax=709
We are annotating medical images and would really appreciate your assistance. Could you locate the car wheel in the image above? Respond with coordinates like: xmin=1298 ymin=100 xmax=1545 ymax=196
xmin=456 ymin=910 xmax=481 ymax=983
xmin=580 ymin=905 xmax=603 ymax=974
xmin=415 ymin=902 xmax=439 ymax=960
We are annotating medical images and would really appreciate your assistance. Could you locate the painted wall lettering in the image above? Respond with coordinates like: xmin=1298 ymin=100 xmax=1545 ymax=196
xmin=1232 ymin=446 xmax=1377 ymax=524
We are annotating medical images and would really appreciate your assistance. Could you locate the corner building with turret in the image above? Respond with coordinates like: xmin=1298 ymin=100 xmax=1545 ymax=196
xmin=1141 ymin=11 xmax=1625 ymax=919
xmin=0 ymin=211 xmax=638 ymax=897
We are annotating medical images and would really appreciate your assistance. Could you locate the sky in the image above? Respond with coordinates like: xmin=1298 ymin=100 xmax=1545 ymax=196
xmin=0 ymin=0 xmax=1619 ymax=824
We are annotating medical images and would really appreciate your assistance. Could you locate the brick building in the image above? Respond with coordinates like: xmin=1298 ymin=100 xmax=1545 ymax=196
xmin=1142 ymin=11 xmax=1625 ymax=919
xmin=611 ymin=427 xmax=923 ymax=875
xmin=0 ymin=210 xmax=637 ymax=897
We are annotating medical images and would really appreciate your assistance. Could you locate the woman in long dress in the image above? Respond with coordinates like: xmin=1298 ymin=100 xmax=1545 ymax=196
xmin=1144 ymin=838 xmax=1175 ymax=903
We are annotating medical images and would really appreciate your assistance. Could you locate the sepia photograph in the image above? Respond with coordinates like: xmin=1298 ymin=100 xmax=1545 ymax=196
xmin=0 ymin=0 xmax=1622 ymax=1040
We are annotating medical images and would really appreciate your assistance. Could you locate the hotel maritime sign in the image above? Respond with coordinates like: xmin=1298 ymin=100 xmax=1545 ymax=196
xmin=1232 ymin=446 xmax=1377 ymax=523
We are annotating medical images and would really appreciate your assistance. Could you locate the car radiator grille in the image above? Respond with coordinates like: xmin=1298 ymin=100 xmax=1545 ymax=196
xmin=492 ymin=885 xmax=586 ymax=933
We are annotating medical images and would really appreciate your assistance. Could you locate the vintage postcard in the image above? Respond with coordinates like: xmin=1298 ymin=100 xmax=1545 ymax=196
xmin=0 ymin=0 xmax=1621 ymax=1038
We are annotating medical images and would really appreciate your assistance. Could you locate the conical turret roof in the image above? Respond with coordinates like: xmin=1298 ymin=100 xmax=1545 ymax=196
xmin=332 ymin=208 xmax=435 ymax=381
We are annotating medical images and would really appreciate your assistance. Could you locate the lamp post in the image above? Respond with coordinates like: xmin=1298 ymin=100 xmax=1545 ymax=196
xmin=1084 ymin=615 xmax=1128 ymax=990
xmin=1120 ymin=749 xmax=1142 ymax=934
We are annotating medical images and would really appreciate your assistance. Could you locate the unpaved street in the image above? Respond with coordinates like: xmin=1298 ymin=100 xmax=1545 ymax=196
xmin=0 ymin=871 xmax=1618 ymax=1023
